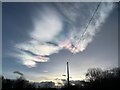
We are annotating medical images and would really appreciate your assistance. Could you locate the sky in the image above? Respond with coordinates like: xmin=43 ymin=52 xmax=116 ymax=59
xmin=2 ymin=2 xmax=118 ymax=84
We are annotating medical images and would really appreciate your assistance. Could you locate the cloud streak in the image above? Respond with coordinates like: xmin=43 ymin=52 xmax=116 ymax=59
xmin=14 ymin=6 xmax=62 ymax=67
xmin=13 ymin=2 xmax=114 ymax=67
xmin=54 ymin=2 xmax=114 ymax=53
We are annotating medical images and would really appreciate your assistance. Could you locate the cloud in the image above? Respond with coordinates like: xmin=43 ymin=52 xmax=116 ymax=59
xmin=73 ymin=2 xmax=114 ymax=52
xmin=13 ymin=2 xmax=114 ymax=68
xmin=13 ymin=6 xmax=63 ymax=67
xmin=53 ymin=2 xmax=114 ymax=53
xmin=43 ymin=70 xmax=48 ymax=73
xmin=30 ymin=7 xmax=63 ymax=42
xmin=14 ymin=41 xmax=61 ymax=67
xmin=13 ymin=71 xmax=24 ymax=76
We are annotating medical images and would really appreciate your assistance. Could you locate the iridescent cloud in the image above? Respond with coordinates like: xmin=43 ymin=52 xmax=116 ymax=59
xmin=13 ymin=2 xmax=114 ymax=67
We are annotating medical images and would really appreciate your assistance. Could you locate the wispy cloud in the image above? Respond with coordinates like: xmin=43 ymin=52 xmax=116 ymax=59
xmin=13 ymin=2 xmax=114 ymax=67
xmin=43 ymin=70 xmax=48 ymax=73
xmin=54 ymin=2 xmax=114 ymax=53
xmin=14 ymin=6 xmax=62 ymax=67
xmin=15 ymin=40 xmax=61 ymax=67
xmin=30 ymin=7 xmax=63 ymax=42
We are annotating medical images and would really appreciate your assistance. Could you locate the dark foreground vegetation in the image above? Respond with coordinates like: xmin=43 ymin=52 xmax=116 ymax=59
xmin=1 ymin=67 xmax=120 ymax=90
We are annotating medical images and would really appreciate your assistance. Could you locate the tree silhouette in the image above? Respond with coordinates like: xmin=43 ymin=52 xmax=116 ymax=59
xmin=1 ymin=67 xmax=120 ymax=90
xmin=86 ymin=68 xmax=103 ymax=81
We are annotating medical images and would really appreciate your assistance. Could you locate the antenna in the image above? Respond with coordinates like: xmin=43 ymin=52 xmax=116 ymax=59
xmin=67 ymin=62 xmax=70 ymax=88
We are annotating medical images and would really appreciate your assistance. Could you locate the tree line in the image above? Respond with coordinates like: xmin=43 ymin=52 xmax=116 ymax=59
xmin=1 ymin=67 xmax=120 ymax=90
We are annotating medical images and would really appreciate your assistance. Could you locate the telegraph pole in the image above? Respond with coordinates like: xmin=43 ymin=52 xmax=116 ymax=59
xmin=67 ymin=62 xmax=70 ymax=88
